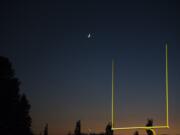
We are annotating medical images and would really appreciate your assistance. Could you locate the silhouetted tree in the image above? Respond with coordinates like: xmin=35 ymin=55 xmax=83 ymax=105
xmin=146 ymin=119 xmax=153 ymax=135
xmin=44 ymin=124 xmax=48 ymax=135
xmin=105 ymin=122 xmax=113 ymax=135
xmin=75 ymin=120 xmax=81 ymax=135
xmin=67 ymin=131 xmax=72 ymax=135
xmin=134 ymin=131 xmax=139 ymax=135
xmin=0 ymin=56 xmax=33 ymax=135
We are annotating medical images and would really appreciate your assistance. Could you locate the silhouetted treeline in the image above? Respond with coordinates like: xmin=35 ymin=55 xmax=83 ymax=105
xmin=0 ymin=56 xmax=33 ymax=135
xmin=72 ymin=119 xmax=155 ymax=135
xmin=70 ymin=120 xmax=113 ymax=135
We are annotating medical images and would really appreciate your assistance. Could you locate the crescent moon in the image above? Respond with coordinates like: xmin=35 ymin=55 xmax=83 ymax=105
xmin=88 ymin=33 xmax=91 ymax=38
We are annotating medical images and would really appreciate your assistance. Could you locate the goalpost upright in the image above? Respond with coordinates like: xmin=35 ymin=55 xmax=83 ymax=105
xmin=111 ymin=44 xmax=169 ymax=131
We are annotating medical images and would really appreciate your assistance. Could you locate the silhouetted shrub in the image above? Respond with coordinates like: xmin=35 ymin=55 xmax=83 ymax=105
xmin=75 ymin=120 xmax=81 ymax=135
xmin=105 ymin=122 xmax=113 ymax=135
xmin=146 ymin=119 xmax=153 ymax=135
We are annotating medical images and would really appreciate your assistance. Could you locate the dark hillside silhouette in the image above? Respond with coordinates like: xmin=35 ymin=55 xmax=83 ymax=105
xmin=0 ymin=56 xmax=33 ymax=135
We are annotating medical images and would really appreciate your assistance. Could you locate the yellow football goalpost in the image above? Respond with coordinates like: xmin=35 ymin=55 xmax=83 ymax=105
xmin=111 ymin=44 xmax=169 ymax=134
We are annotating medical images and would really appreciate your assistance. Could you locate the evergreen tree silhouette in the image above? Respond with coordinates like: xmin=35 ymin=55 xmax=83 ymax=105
xmin=146 ymin=119 xmax=153 ymax=135
xmin=44 ymin=124 xmax=48 ymax=135
xmin=0 ymin=56 xmax=33 ymax=135
xmin=74 ymin=120 xmax=81 ymax=135
xmin=134 ymin=131 xmax=139 ymax=135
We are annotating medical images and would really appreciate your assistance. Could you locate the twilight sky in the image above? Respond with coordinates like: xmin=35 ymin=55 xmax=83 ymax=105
xmin=0 ymin=1 xmax=180 ymax=135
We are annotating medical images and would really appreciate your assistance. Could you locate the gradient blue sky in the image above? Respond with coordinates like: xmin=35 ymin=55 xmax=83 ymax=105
xmin=0 ymin=1 xmax=180 ymax=135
